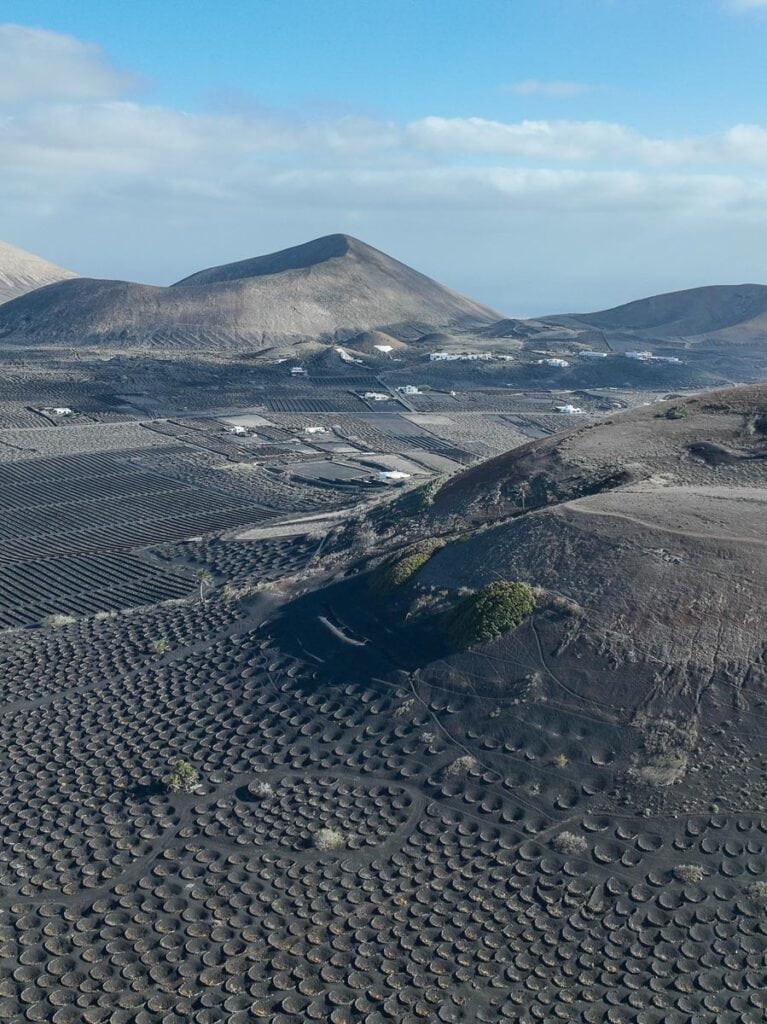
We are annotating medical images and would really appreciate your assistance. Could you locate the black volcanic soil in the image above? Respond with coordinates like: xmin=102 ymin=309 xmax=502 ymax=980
xmin=0 ymin=367 xmax=766 ymax=1022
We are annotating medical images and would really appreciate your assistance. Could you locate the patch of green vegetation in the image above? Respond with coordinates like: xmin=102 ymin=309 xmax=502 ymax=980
xmin=369 ymin=538 xmax=445 ymax=595
xmin=167 ymin=760 xmax=199 ymax=794
xmin=447 ymin=580 xmax=536 ymax=647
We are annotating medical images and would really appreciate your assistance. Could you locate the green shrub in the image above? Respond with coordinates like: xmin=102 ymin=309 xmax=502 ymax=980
xmin=167 ymin=760 xmax=199 ymax=793
xmin=447 ymin=580 xmax=536 ymax=647
xmin=369 ymin=538 xmax=444 ymax=595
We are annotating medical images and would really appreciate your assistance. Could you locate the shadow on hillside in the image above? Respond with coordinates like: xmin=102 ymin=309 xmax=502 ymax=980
xmin=269 ymin=574 xmax=453 ymax=686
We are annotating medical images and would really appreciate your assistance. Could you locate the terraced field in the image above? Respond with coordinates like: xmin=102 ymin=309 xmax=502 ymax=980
xmin=0 ymin=448 xmax=279 ymax=564
xmin=0 ymin=444 xmax=297 ymax=624
xmin=0 ymin=551 xmax=193 ymax=628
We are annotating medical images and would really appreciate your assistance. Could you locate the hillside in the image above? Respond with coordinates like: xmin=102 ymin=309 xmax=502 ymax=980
xmin=548 ymin=282 xmax=767 ymax=344
xmin=0 ymin=240 xmax=77 ymax=305
xmin=293 ymin=384 xmax=767 ymax=809
xmin=0 ymin=234 xmax=499 ymax=351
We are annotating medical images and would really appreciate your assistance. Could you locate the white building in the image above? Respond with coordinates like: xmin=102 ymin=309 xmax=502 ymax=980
xmin=539 ymin=358 xmax=570 ymax=368
xmin=626 ymin=351 xmax=653 ymax=361
xmin=303 ymin=426 xmax=328 ymax=434
xmin=290 ymin=365 xmax=307 ymax=375
xmin=377 ymin=470 xmax=411 ymax=483
xmin=397 ymin=385 xmax=420 ymax=395
xmin=578 ymin=350 xmax=608 ymax=359
xmin=554 ymin=403 xmax=584 ymax=415
xmin=363 ymin=391 xmax=390 ymax=402
xmin=44 ymin=407 xmax=73 ymax=416
xmin=224 ymin=425 xmax=248 ymax=435
xmin=654 ymin=355 xmax=682 ymax=364
xmin=374 ymin=344 xmax=393 ymax=355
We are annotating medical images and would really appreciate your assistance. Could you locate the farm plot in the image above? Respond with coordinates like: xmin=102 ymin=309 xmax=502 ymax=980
xmin=0 ymin=421 xmax=177 ymax=461
xmin=403 ymin=413 xmax=533 ymax=456
xmin=0 ymin=551 xmax=194 ymax=628
xmin=264 ymin=393 xmax=366 ymax=413
xmin=394 ymin=432 xmax=476 ymax=464
xmin=0 ymin=447 xmax=280 ymax=564
xmin=142 ymin=419 xmax=259 ymax=458
xmin=204 ymin=464 xmax=363 ymax=513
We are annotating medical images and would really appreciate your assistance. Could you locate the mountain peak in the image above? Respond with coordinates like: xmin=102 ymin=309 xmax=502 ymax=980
xmin=172 ymin=233 xmax=372 ymax=288
xmin=0 ymin=233 xmax=500 ymax=350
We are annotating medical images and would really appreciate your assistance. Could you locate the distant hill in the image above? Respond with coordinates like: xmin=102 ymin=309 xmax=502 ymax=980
xmin=0 ymin=234 xmax=500 ymax=351
xmin=0 ymin=241 xmax=77 ymax=305
xmin=550 ymin=283 xmax=767 ymax=342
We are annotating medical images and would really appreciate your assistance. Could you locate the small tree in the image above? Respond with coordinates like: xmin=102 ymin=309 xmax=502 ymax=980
xmin=167 ymin=760 xmax=199 ymax=793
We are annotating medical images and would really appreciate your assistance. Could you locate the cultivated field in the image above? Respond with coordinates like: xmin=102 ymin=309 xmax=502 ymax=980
xmin=1 ymin=344 xmax=760 ymax=1023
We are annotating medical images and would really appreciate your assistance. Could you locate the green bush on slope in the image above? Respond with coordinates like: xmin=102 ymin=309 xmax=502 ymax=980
xmin=447 ymin=580 xmax=536 ymax=647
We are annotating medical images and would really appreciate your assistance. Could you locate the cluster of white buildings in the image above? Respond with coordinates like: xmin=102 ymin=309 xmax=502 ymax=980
xmin=554 ymin=403 xmax=584 ymax=415
xmin=429 ymin=351 xmax=493 ymax=362
xmin=43 ymin=406 xmax=73 ymax=417
xmin=538 ymin=357 xmax=570 ymax=368
xmin=626 ymin=350 xmax=682 ymax=364
xmin=577 ymin=348 xmax=682 ymax=365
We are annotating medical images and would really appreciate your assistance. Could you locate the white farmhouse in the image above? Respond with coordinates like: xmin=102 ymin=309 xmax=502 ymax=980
xmin=377 ymin=470 xmax=411 ymax=483
xmin=290 ymin=365 xmax=307 ymax=375
xmin=363 ymin=391 xmax=390 ymax=402
xmin=626 ymin=351 xmax=653 ymax=361
xmin=554 ymin=403 xmax=584 ymax=414
xmin=578 ymin=350 xmax=608 ymax=359
xmin=539 ymin=358 xmax=570 ymax=368
xmin=397 ymin=385 xmax=420 ymax=395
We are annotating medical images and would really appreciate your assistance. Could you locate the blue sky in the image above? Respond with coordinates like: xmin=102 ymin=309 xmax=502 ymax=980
xmin=2 ymin=0 xmax=767 ymax=313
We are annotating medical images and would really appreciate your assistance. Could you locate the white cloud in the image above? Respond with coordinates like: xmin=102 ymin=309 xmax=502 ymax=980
xmin=0 ymin=24 xmax=137 ymax=103
xmin=502 ymin=80 xmax=595 ymax=98
xmin=1 ymin=24 xmax=766 ymax=310
xmin=407 ymin=117 xmax=767 ymax=168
